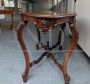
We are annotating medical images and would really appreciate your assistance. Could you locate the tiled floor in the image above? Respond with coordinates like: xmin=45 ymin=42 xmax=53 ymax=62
xmin=0 ymin=16 xmax=90 ymax=84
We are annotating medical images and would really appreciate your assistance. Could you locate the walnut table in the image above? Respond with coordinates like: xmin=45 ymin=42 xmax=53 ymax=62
xmin=0 ymin=9 xmax=14 ymax=29
xmin=16 ymin=12 xmax=79 ymax=84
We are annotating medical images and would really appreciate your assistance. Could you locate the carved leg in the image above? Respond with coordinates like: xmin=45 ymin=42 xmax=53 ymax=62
xmin=16 ymin=21 xmax=30 ymax=82
xmin=36 ymin=28 xmax=41 ymax=50
xmin=62 ymin=17 xmax=79 ymax=84
xmin=58 ymin=23 xmax=66 ymax=50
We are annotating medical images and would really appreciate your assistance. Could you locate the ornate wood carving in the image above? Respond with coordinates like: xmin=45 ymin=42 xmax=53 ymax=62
xmin=16 ymin=12 xmax=78 ymax=84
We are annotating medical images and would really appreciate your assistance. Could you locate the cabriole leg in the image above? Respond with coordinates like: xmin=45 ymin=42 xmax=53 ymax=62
xmin=62 ymin=17 xmax=79 ymax=84
xmin=16 ymin=21 xmax=30 ymax=82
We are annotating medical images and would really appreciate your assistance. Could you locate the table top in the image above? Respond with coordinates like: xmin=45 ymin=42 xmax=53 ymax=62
xmin=22 ymin=11 xmax=76 ymax=18
xmin=0 ymin=9 xmax=14 ymax=14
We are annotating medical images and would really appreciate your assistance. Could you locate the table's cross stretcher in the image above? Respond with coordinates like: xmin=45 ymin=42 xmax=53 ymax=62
xmin=16 ymin=12 xmax=79 ymax=84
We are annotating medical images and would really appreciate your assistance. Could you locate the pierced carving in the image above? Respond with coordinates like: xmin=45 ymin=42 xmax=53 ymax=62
xmin=17 ymin=12 xmax=78 ymax=84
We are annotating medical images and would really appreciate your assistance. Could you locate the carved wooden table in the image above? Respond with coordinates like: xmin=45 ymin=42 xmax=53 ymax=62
xmin=0 ymin=9 xmax=14 ymax=29
xmin=16 ymin=12 xmax=79 ymax=84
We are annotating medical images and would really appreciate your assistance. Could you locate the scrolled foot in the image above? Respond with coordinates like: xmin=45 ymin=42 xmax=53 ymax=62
xmin=65 ymin=76 xmax=70 ymax=84
xmin=64 ymin=73 xmax=70 ymax=84
xmin=36 ymin=44 xmax=39 ymax=50
xmin=22 ymin=73 xmax=28 ymax=83
xmin=22 ymin=67 xmax=30 ymax=82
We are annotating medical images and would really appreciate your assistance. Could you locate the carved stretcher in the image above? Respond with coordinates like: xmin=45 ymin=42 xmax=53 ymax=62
xmin=16 ymin=12 xmax=79 ymax=84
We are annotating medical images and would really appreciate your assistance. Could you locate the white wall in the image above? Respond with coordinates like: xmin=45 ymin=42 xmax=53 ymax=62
xmin=67 ymin=0 xmax=90 ymax=57
xmin=76 ymin=0 xmax=90 ymax=57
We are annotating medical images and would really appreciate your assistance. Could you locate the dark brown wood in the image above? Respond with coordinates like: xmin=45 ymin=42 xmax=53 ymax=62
xmin=0 ymin=9 xmax=14 ymax=14
xmin=36 ymin=23 xmax=65 ymax=50
xmin=63 ymin=17 xmax=79 ymax=84
xmin=30 ymin=52 xmax=48 ymax=67
xmin=48 ymin=52 xmax=63 ymax=71
xmin=16 ymin=12 xmax=78 ymax=84
xmin=0 ymin=9 xmax=14 ymax=29
xmin=49 ymin=23 xmax=66 ymax=50
xmin=36 ymin=28 xmax=41 ymax=50
xmin=16 ymin=22 xmax=30 ymax=82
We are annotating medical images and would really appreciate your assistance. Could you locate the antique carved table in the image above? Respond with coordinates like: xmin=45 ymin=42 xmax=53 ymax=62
xmin=0 ymin=9 xmax=14 ymax=29
xmin=16 ymin=12 xmax=79 ymax=84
